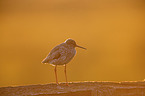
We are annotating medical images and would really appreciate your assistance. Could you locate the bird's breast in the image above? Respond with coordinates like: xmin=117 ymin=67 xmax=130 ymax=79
xmin=64 ymin=48 xmax=76 ymax=64
xmin=59 ymin=46 xmax=76 ymax=64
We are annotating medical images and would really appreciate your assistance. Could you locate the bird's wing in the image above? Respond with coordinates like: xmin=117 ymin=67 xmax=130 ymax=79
xmin=50 ymin=50 xmax=61 ymax=59
xmin=41 ymin=44 xmax=62 ymax=63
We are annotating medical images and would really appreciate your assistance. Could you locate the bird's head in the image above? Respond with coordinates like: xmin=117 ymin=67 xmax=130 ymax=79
xmin=65 ymin=39 xmax=86 ymax=50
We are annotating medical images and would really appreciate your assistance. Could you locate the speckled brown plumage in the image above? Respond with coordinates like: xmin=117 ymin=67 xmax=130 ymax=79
xmin=42 ymin=39 xmax=86 ymax=85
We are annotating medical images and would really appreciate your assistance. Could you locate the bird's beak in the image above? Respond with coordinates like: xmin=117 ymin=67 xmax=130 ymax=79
xmin=76 ymin=45 xmax=87 ymax=50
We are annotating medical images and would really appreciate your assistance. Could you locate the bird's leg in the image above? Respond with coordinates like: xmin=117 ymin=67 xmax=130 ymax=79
xmin=64 ymin=64 xmax=69 ymax=86
xmin=54 ymin=65 xmax=59 ymax=85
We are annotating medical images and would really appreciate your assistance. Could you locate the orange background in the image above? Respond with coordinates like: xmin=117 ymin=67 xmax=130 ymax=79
xmin=0 ymin=0 xmax=145 ymax=87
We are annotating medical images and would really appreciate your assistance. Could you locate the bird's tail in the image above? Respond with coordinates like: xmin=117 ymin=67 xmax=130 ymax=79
xmin=41 ymin=57 xmax=49 ymax=64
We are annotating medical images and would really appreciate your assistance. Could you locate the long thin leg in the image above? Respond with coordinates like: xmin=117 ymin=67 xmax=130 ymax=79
xmin=64 ymin=64 xmax=68 ymax=86
xmin=54 ymin=65 xmax=59 ymax=85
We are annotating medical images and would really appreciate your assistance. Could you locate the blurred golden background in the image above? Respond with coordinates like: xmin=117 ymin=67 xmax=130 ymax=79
xmin=0 ymin=0 xmax=145 ymax=87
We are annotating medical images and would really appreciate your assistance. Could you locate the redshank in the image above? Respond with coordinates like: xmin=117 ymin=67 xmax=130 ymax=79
xmin=42 ymin=39 xmax=86 ymax=85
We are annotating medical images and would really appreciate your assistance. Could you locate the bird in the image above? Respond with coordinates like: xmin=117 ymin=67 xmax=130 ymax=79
xmin=41 ymin=38 xmax=86 ymax=86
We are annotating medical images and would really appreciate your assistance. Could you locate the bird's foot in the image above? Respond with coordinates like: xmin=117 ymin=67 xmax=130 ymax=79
xmin=56 ymin=82 xmax=60 ymax=85
xmin=65 ymin=83 xmax=70 ymax=86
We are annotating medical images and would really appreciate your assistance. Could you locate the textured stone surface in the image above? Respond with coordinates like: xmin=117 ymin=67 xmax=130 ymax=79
xmin=0 ymin=81 xmax=145 ymax=96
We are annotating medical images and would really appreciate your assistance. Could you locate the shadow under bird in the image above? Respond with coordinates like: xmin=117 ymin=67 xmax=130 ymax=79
xmin=42 ymin=39 xmax=86 ymax=86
